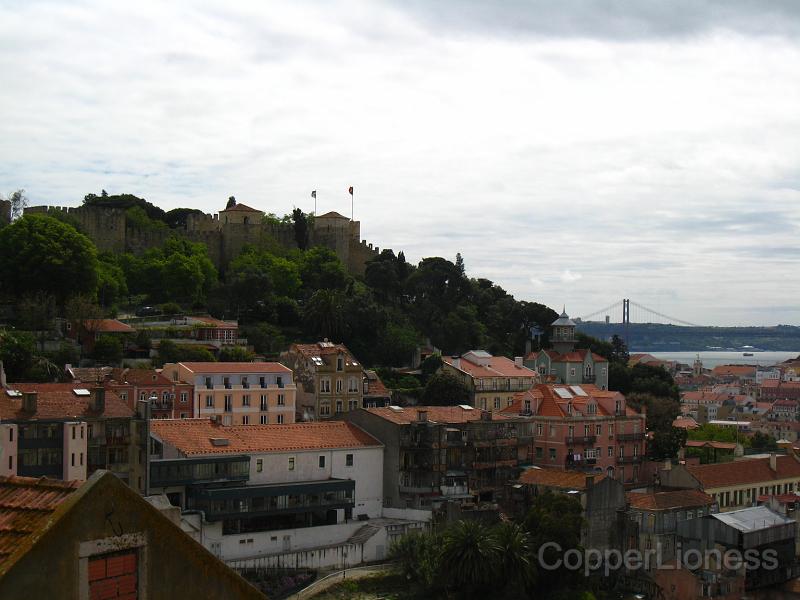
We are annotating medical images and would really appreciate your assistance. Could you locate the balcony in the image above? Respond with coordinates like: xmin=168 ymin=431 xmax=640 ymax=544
xmin=150 ymin=455 xmax=250 ymax=487
xmin=617 ymin=455 xmax=642 ymax=464
xmin=617 ymin=432 xmax=645 ymax=442
xmin=565 ymin=435 xmax=596 ymax=445
xmin=188 ymin=478 xmax=354 ymax=521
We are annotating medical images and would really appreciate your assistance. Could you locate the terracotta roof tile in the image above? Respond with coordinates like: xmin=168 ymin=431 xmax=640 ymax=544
xmin=365 ymin=405 xmax=510 ymax=425
xmin=442 ymin=354 xmax=538 ymax=379
xmin=519 ymin=468 xmax=606 ymax=490
xmin=363 ymin=370 xmax=390 ymax=398
xmin=627 ymin=489 xmax=714 ymax=511
xmin=290 ymin=343 xmax=358 ymax=363
xmin=0 ymin=384 xmax=134 ymax=420
xmin=220 ymin=203 xmax=261 ymax=212
xmin=151 ymin=419 xmax=381 ymax=455
xmin=178 ymin=362 xmax=291 ymax=374
xmin=712 ymin=365 xmax=757 ymax=377
xmin=83 ymin=319 xmax=135 ymax=333
xmin=686 ymin=455 xmax=800 ymax=489
xmin=0 ymin=476 xmax=80 ymax=565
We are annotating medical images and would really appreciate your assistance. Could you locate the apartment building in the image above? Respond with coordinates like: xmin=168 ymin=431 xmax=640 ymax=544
xmin=504 ymin=383 xmax=647 ymax=486
xmin=281 ymin=342 xmax=363 ymax=419
xmin=161 ymin=362 xmax=296 ymax=425
xmin=660 ymin=453 xmax=800 ymax=512
xmin=0 ymin=383 xmax=146 ymax=493
xmin=441 ymin=350 xmax=539 ymax=411
xmin=70 ymin=367 xmax=194 ymax=419
xmin=344 ymin=405 xmax=534 ymax=510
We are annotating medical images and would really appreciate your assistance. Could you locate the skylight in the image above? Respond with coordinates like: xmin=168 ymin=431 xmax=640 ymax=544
xmin=5 ymin=390 xmax=22 ymax=398
xmin=311 ymin=357 xmax=324 ymax=366
xmin=570 ymin=386 xmax=588 ymax=397
xmin=73 ymin=389 xmax=91 ymax=396
xmin=458 ymin=404 xmax=474 ymax=410
xmin=555 ymin=388 xmax=573 ymax=400
xmin=389 ymin=406 xmax=404 ymax=412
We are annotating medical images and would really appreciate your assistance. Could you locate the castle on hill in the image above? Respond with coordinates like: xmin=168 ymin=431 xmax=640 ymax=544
xmin=24 ymin=201 xmax=382 ymax=275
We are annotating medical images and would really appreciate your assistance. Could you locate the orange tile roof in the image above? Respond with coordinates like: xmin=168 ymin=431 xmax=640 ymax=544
xmin=672 ymin=416 xmax=700 ymax=430
xmin=363 ymin=370 xmax=390 ymax=398
xmin=68 ymin=366 xmax=113 ymax=383
xmin=365 ymin=405 xmax=510 ymax=425
xmin=220 ymin=203 xmax=261 ymax=212
xmin=525 ymin=384 xmax=634 ymax=418
xmin=443 ymin=355 xmax=538 ymax=379
xmin=1 ymin=384 xmax=134 ymax=420
xmin=316 ymin=211 xmax=349 ymax=219
xmin=685 ymin=440 xmax=737 ymax=450
xmin=109 ymin=368 xmax=172 ymax=387
xmin=291 ymin=342 xmax=358 ymax=362
xmin=178 ymin=362 xmax=291 ymax=374
xmin=518 ymin=468 xmax=606 ymax=490
xmin=686 ymin=455 xmax=800 ymax=489
xmin=191 ymin=316 xmax=238 ymax=328
xmin=525 ymin=349 xmax=607 ymax=363
xmin=712 ymin=365 xmax=756 ymax=377
xmin=501 ymin=388 xmax=544 ymax=414
xmin=627 ymin=489 xmax=714 ymax=511
xmin=83 ymin=319 xmax=135 ymax=333
xmin=0 ymin=476 xmax=80 ymax=565
xmin=151 ymin=420 xmax=381 ymax=455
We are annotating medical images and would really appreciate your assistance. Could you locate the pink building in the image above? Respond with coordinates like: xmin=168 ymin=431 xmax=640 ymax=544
xmin=503 ymin=383 xmax=646 ymax=486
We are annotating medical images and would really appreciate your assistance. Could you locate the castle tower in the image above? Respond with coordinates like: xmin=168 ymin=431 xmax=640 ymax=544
xmin=550 ymin=308 xmax=577 ymax=354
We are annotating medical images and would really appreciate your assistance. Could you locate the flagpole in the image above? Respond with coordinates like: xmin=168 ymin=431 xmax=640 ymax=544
xmin=351 ymin=188 xmax=354 ymax=222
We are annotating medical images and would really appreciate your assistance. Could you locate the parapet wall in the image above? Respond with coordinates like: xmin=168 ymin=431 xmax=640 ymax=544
xmin=0 ymin=199 xmax=10 ymax=226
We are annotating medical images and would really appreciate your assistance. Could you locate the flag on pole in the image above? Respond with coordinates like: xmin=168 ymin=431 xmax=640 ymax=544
xmin=311 ymin=190 xmax=316 ymax=199
xmin=348 ymin=186 xmax=353 ymax=195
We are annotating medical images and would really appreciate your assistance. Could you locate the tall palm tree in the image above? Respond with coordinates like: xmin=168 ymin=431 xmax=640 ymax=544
xmin=439 ymin=520 xmax=500 ymax=594
xmin=494 ymin=521 xmax=535 ymax=595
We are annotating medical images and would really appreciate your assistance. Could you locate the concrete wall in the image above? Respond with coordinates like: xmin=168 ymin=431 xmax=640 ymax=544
xmin=0 ymin=424 xmax=17 ymax=477
xmin=342 ymin=410 xmax=402 ymax=508
xmin=62 ymin=421 xmax=88 ymax=482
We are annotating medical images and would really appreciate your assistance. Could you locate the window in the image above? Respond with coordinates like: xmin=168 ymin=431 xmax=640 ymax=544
xmin=584 ymin=424 xmax=590 ymax=435
xmin=256 ymin=459 xmax=263 ymax=472
xmin=346 ymin=453 xmax=354 ymax=467
xmin=181 ymin=413 xmax=188 ymax=419
xmin=348 ymin=377 xmax=359 ymax=393
xmin=242 ymin=377 xmax=249 ymax=389
xmin=536 ymin=424 xmax=543 ymax=436
xmin=8 ymin=456 xmax=11 ymax=469
xmin=570 ymin=368 xmax=576 ymax=376
xmin=633 ymin=445 xmax=638 ymax=457
xmin=608 ymin=424 xmax=615 ymax=436
xmin=139 ymin=392 xmax=146 ymax=402
xmin=72 ymin=427 xmax=76 ymax=440
xmin=494 ymin=398 xmax=501 ymax=409
xmin=568 ymin=425 xmax=574 ymax=437
xmin=320 ymin=403 xmax=331 ymax=416
xmin=224 ymin=395 xmax=232 ymax=412
xmin=71 ymin=453 xmax=75 ymax=467
xmin=319 ymin=456 xmax=326 ymax=468
xmin=595 ymin=424 xmax=602 ymax=435
xmin=619 ymin=446 xmax=624 ymax=458
xmin=549 ymin=448 xmax=556 ymax=461
xmin=223 ymin=377 xmax=230 ymax=389
xmin=288 ymin=457 xmax=295 ymax=471
xmin=80 ymin=453 xmax=83 ymax=466
xmin=162 ymin=391 xmax=169 ymax=402
xmin=260 ymin=395 xmax=268 ymax=411
xmin=242 ymin=415 xmax=249 ymax=425
xmin=119 ymin=392 xmax=127 ymax=402
xmin=536 ymin=447 xmax=543 ymax=458
xmin=260 ymin=415 xmax=268 ymax=424
xmin=349 ymin=399 xmax=358 ymax=411
xmin=335 ymin=400 xmax=343 ymax=413
xmin=277 ymin=394 xmax=285 ymax=406
xmin=205 ymin=395 xmax=214 ymax=408
xmin=336 ymin=379 xmax=343 ymax=393
xmin=608 ymin=446 xmax=613 ymax=457
xmin=180 ymin=392 xmax=188 ymax=403
xmin=337 ymin=357 xmax=344 ymax=371
xmin=480 ymin=398 xmax=487 ymax=410
xmin=242 ymin=394 xmax=250 ymax=407
xmin=276 ymin=376 xmax=283 ymax=388
xmin=320 ymin=378 xmax=331 ymax=393
xmin=549 ymin=425 xmax=555 ymax=438
xmin=205 ymin=377 xmax=212 ymax=389
xmin=277 ymin=414 xmax=284 ymax=424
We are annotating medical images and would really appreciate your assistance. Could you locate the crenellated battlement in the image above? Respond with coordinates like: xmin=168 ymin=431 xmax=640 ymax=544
xmin=22 ymin=202 xmax=379 ymax=274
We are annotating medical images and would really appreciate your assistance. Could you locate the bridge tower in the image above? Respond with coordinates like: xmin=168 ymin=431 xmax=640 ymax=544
xmin=622 ymin=299 xmax=630 ymax=324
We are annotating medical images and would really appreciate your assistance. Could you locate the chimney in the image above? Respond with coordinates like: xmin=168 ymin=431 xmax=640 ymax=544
xmin=480 ymin=410 xmax=492 ymax=422
xmin=585 ymin=475 xmax=595 ymax=489
xmin=769 ymin=453 xmax=777 ymax=472
xmin=417 ymin=410 xmax=428 ymax=423
xmin=22 ymin=391 xmax=37 ymax=413
xmin=91 ymin=387 xmax=105 ymax=413
xmin=514 ymin=356 xmax=523 ymax=368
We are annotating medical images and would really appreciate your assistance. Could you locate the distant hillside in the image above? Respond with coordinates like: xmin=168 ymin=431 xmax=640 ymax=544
xmin=576 ymin=322 xmax=800 ymax=352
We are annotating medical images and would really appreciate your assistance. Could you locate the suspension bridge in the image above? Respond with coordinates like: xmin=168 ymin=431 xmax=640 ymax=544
xmin=578 ymin=299 xmax=701 ymax=327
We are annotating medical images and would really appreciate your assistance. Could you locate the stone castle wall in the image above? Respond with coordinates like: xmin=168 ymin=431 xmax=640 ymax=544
xmin=0 ymin=199 xmax=11 ymax=226
xmin=24 ymin=204 xmax=380 ymax=275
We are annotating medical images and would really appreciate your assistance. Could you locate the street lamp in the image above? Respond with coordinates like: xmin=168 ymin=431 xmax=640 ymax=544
xmin=137 ymin=394 xmax=155 ymax=496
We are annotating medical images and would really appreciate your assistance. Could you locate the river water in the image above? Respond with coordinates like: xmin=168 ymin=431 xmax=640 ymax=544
xmin=641 ymin=351 xmax=800 ymax=369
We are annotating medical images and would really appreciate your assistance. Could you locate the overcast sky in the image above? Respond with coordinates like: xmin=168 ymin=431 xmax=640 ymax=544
xmin=2 ymin=1 xmax=799 ymax=327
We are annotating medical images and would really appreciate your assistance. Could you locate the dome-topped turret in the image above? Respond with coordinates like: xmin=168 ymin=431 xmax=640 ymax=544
xmin=550 ymin=307 xmax=577 ymax=353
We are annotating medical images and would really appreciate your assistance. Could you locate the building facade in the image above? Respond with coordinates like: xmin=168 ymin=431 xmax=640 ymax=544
xmin=344 ymin=405 xmax=534 ymax=510
xmin=0 ymin=383 xmax=146 ymax=493
xmin=504 ymin=384 xmax=646 ymax=486
xmin=524 ymin=311 xmax=610 ymax=389
xmin=441 ymin=350 xmax=539 ymax=412
xmin=281 ymin=342 xmax=364 ymax=419
xmin=161 ymin=362 xmax=296 ymax=425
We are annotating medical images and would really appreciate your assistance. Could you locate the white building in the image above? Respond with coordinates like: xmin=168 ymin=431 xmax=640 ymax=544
xmin=148 ymin=419 xmax=427 ymax=567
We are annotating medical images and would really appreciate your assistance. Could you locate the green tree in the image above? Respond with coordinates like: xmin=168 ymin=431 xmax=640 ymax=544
xmin=494 ymin=522 xmax=535 ymax=595
xmin=609 ymin=334 xmax=629 ymax=364
xmin=0 ymin=215 xmax=99 ymax=302
xmin=751 ymin=431 xmax=778 ymax=451
xmin=0 ymin=330 xmax=37 ymax=381
xmin=421 ymin=371 xmax=470 ymax=405
xmin=388 ymin=530 xmax=443 ymax=593
xmin=649 ymin=427 xmax=688 ymax=460
xmin=92 ymin=335 xmax=123 ymax=364
xmin=439 ymin=520 xmax=500 ymax=595
xmin=16 ymin=291 xmax=57 ymax=351
xmin=420 ymin=353 xmax=443 ymax=378
xmin=219 ymin=346 xmax=255 ymax=362
xmin=299 ymin=247 xmax=349 ymax=292
xmin=97 ymin=255 xmax=128 ymax=307
xmin=2 ymin=188 xmax=28 ymax=220
xmin=303 ymin=289 xmax=346 ymax=339
xmin=292 ymin=208 xmax=309 ymax=250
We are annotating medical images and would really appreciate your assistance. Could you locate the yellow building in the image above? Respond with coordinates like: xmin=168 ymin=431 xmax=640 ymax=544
xmin=441 ymin=350 xmax=539 ymax=411
xmin=162 ymin=362 xmax=296 ymax=425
